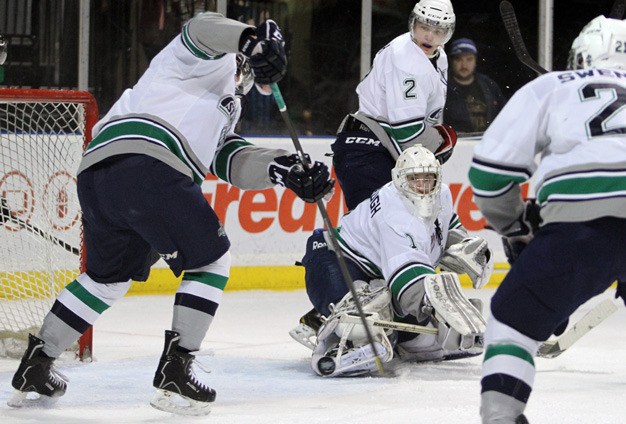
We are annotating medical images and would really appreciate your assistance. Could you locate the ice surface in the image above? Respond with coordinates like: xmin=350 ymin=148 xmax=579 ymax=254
xmin=1 ymin=289 xmax=624 ymax=423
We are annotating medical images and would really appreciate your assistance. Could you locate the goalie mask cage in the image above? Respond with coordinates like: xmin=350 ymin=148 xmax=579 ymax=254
xmin=0 ymin=88 xmax=98 ymax=361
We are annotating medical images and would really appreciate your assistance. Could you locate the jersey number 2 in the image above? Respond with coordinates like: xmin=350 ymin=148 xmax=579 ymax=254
xmin=581 ymin=82 xmax=626 ymax=137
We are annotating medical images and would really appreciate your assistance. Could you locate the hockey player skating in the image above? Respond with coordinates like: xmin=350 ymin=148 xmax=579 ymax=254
xmin=8 ymin=13 xmax=333 ymax=415
xmin=469 ymin=15 xmax=626 ymax=424
xmin=331 ymin=0 xmax=458 ymax=211
xmin=291 ymin=145 xmax=494 ymax=376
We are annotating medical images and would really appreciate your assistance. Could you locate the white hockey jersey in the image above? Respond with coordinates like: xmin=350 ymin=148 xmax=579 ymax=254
xmin=335 ymin=182 xmax=463 ymax=315
xmin=357 ymin=33 xmax=448 ymax=149
xmin=469 ymin=69 xmax=626 ymax=232
xmin=78 ymin=13 xmax=287 ymax=189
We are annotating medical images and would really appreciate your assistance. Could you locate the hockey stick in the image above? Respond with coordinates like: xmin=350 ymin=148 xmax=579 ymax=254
xmin=610 ymin=0 xmax=626 ymax=19
xmin=537 ymin=298 xmax=618 ymax=358
xmin=344 ymin=299 xmax=618 ymax=358
xmin=499 ymin=1 xmax=548 ymax=76
xmin=270 ymin=83 xmax=385 ymax=374
xmin=0 ymin=196 xmax=80 ymax=256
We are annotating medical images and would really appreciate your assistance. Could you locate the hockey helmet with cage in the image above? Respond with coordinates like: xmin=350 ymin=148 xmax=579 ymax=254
xmin=235 ymin=53 xmax=254 ymax=97
xmin=409 ymin=0 xmax=456 ymax=46
xmin=567 ymin=15 xmax=626 ymax=70
xmin=392 ymin=145 xmax=442 ymax=221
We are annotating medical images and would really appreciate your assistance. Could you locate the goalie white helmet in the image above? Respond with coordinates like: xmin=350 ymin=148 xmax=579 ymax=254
xmin=392 ymin=145 xmax=442 ymax=221
xmin=567 ymin=15 xmax=626 ymax=70
xmin=409 ymin=0 xmax=455 ymax=55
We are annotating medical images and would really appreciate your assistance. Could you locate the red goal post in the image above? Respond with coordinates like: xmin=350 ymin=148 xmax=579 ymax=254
xmin=0 ymin=88 xmax=98 ymax=361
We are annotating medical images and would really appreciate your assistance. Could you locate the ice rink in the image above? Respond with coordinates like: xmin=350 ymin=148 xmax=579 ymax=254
xmin=0 ymin=288 xmax=624 ymax=424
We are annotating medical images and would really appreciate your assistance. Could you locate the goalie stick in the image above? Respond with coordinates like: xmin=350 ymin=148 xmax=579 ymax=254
xmin=270 ymin=83 xmax=385 ymax=374
xmin=336 ymin=299 xmax=618 ymax=359
xmin=1 ymin=196 xmax=80 ymax=256
xmin=499 ymin=1 xmax=548 ymax=76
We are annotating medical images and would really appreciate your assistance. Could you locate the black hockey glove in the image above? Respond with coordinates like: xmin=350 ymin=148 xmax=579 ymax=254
xmin=239 ymin=20 xmax=287 ymax=84
xmin=269 ymin=154 xmax=335 ymax=203
xmin=501 ymin=199 xmax=542 ymax=265
xmin=433 ymin=124 xmax=457 ymax=164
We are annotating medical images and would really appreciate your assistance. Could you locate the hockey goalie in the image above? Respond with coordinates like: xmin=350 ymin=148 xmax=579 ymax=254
xmin=290 ymin=145 xmax=494 ymax=377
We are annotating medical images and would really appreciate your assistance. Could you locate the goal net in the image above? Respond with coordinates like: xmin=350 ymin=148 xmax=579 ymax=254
xmin=0 ymin=89 xmax=98 ymax=360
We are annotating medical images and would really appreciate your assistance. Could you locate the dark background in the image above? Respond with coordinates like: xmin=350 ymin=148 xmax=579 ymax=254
xmin=0 ymin=0 xmax=619 ymax=135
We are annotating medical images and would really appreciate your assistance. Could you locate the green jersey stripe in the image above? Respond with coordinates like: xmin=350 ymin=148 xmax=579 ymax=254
xmin=181 ymin=24 xmax=226 ymax=60
xmin=537 ymin=173 xmax=626 ymax=204
xmin=484 ymin=343 xmax=534 ymax=365
xmin=334 ymin=229 xmax=382 ymax=276
xmin=469 ymin=165 xmax=527 ymax=193
xmin=88 ymin=119 xmax=205 ymax=185
xmin=211 ymin=138 xmax=254 ymax=182
xmin=65 ymin=280 xmax=110 ymax=314
xmin=390 ymin=264 xmax=435 ymax=298
xmin=184 ymin=271 xmax=228 ymax=290
xmin=380 ymin=121 xmax=425 ymax=144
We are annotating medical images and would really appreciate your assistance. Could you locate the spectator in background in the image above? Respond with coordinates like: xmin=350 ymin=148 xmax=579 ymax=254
xmin=444 ymin=38 xmax=506 ymax=133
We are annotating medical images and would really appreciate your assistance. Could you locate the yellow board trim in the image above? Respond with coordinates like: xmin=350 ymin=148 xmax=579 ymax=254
xmin=1 ymin=263 xmax=512 ymax=299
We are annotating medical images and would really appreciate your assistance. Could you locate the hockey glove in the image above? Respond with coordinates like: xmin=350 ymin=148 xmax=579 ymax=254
xmin=433 ymin=124 xmax=457 ymax=164
xmin=269 ymin=154 xmax=335 ymax=203
xmin=239 ymin=20 xmax=287 ymax=84
xmin=501 ymin=199 xmax=542 ymax=264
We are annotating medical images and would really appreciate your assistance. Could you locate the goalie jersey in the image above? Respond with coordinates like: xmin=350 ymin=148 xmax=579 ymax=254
xmin=469 ymin=69 xmax=626 ymax=233
xmin=335 ymin=181 xmax=463 ymax=314
xmin=356 ymin=33 xmax=448 ymax=148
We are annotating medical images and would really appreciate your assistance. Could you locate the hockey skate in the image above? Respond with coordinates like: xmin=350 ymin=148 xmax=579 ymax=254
xmin=150 ymin=330 xmax=215 ymax=416
xmin=8 ymin=333 xmax=68 ymax=408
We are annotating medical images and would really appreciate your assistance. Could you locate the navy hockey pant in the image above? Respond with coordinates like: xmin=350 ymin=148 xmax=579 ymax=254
xmin=77 ymin=154 xmax=230 ymax=284
xmin=302 ymin=229 xmax=369 ymax=317
xmin=490 ymin=217 xmax=626 ymax=341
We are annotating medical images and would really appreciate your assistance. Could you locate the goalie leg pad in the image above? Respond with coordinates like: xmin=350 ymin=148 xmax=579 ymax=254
xmin=423 ymin=273 xmax=486 ymax=336
xmin=311 ymin=282 xmax=394 ymax=377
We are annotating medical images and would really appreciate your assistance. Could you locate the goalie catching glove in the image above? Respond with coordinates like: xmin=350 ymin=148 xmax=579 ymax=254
xmin=239 ymin=19 xmax=287 ymax=84
xmin=501 ymin=199 xmax=542 ymax=264
xmin=269 ymin=154 xmax=335 ymax=203
xmin=439 ymin=236 xmax=494 ymax=289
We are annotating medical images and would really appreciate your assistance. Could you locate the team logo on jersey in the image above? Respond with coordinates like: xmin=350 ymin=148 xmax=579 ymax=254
xmin=430 ymin=219 xmax=443 ymax=250
xmin=426 ymin=108 xmax=443 ymax=124
xmin=404 ymin=233 xmax=417 ymax=249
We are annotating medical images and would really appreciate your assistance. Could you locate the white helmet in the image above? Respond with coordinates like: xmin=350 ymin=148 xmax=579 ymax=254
xmin=409 ymin=0 xmax=456 ymax=45
xmin=392 ymin=145 xmax=442 ymax=221
xmin=567 ymin=15 xmax=626 ymax=70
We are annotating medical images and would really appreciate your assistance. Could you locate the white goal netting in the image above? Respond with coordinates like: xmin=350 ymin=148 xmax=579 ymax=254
xmin=0 ymin=89 xmax=97 ymax=359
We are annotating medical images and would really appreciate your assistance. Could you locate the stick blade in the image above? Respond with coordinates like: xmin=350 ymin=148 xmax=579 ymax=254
xmin=537 ymin=299 xmax=618 ymax=358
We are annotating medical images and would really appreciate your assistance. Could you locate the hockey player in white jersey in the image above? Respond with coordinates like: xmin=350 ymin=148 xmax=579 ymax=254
xmin=8 ymin=13 xmax=333 ymax=415
xmin=331 ymin=0 xmax=458 ymax=211
xmin=292 ymin=145 xmax=493 ymax=377
xmin=470 ymin=15 xmax=626 ymax=424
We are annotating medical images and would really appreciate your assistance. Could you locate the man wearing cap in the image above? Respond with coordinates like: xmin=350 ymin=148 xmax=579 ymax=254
xmin=444 ymin=38 xmax=506 ymax=133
